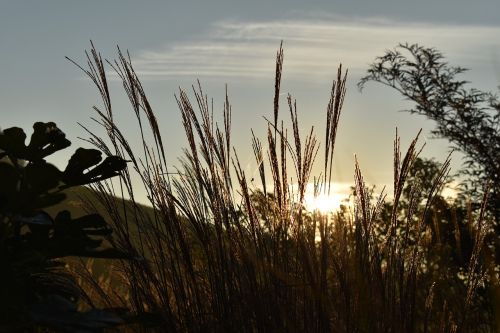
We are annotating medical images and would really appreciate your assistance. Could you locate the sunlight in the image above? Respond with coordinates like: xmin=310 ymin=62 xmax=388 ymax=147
xmin=304 ymin=191 xmax=346 ymax=214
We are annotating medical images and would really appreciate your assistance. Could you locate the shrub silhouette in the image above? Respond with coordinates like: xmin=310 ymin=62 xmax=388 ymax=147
xmin=0 ymin=122 xmax=130 ymax=331
xmin=358 ymin=43 xmax=500 ymax=227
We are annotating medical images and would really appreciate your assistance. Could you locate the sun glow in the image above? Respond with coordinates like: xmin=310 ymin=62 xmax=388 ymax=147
xmin=304 ymin=192 xmax=346 ymax=214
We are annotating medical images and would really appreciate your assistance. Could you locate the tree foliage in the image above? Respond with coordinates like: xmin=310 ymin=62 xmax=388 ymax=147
xmin=358 ymin=43 xmax=500 ymax=226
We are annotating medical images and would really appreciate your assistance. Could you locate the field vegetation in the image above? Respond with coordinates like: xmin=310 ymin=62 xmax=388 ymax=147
xmin=0 ymin=43 xmax=497 ymax=332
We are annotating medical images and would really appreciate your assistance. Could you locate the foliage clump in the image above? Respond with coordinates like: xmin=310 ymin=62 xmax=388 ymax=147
xmin=358 ymin=43 xmax=500 ymax=226
xmin=0 ymin=122 xmax=129 ymax=331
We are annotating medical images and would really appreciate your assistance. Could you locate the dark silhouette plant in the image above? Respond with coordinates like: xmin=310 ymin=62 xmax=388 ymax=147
xmin=358 ymin=43 xmax=500 ymax=227
xmin=0 ymin=122 xmax=130 ymax=332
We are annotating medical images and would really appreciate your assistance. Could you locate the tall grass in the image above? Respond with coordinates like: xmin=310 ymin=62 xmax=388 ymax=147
xmin=71 ymin=43 xmax=491 ymax=332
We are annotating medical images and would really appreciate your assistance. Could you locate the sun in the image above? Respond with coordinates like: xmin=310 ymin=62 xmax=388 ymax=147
xmin=304 ymin=192 xmax=345 ymax=214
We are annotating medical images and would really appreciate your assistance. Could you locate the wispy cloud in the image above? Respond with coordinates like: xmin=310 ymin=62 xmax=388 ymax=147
xmin=130 ymin=17 xmax=500 ymax=80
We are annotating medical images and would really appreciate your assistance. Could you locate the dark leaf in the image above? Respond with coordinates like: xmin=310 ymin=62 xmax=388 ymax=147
xmin=62 ymin=148 xmax=102 ymax=186
xmin=17 ymin=212 xmax=53 ymax=226
xmin=49 ymin=211 xmax=129 ymax=259
xmin=27 ymin=122 xmax=71 ymax=160
xmin=70 ymin=213 xmax=108 ymax=229
xmin=0 ymin=162 xmax=19 ymax=205
xmin=62 ymin=151 xmax=127 ymax=187
xmin=84 ymin=155 xmax=128 ymax=180
xmin=25 ymin=161 xmax=62 ymax=193
xmin=0 ymin=127 xmax=28 ymax=159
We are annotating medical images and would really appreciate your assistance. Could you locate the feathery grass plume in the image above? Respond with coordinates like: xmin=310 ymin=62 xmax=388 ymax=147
xmin=273 ymin=41 xmax=284 ymax=142
xmin=324 ymin=65 xmax=347 ymax=196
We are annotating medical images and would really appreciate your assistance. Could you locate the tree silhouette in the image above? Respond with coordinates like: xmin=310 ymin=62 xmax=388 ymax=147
xmin=359 ymin=43 xmax=500 ymax=227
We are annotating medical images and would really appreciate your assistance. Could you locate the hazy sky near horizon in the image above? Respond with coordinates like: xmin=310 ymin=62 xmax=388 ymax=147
xmin=1 ymin=1 xmax=499 ymax=201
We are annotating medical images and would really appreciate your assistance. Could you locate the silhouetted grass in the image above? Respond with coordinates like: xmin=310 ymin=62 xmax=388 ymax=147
xmin=70 ymin=43 xmax=493 ymax=332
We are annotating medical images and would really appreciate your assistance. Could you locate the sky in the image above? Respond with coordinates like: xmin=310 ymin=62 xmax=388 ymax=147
xmin=1 ymin=0 xmax=499 ymax=205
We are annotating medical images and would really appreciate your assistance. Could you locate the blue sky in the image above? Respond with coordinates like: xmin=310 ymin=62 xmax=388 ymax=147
xmin=1 ymin=1 xmax=499 ymax=202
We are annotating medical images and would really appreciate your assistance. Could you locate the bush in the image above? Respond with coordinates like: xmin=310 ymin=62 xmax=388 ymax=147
xmin=0 ymin=122 xmax=130 ymax=331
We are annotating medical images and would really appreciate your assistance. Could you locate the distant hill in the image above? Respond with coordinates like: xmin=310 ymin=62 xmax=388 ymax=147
xmin=44 ymin=185 xmax=154 ymax=221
